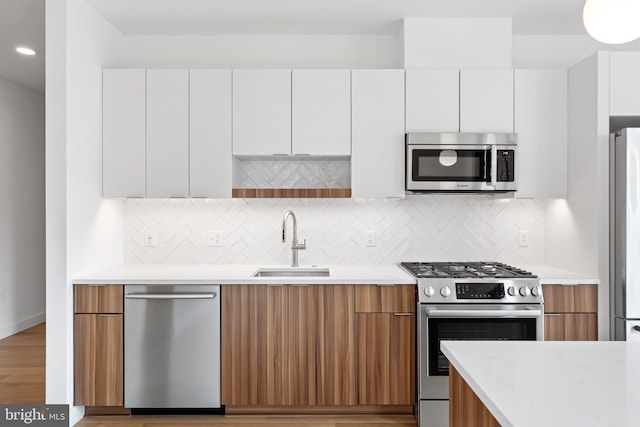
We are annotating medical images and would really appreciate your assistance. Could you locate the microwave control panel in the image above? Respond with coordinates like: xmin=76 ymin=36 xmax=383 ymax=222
xmin=496 ymin=150 xmax=515 ymax=182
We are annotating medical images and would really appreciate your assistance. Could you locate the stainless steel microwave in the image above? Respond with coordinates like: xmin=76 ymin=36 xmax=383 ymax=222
xmin=406 ymin=133 xmax=518 ymax=193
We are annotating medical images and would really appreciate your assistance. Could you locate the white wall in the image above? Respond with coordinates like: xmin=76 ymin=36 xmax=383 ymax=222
xmin=513 ymin=35 xmax=640 ymax=69
xmin=45 ymin=0 xmax=125 ymax=421
xmin=0 ymin=77 xmax=45 ymax=339
xmin=119 ymin=34 xmax=402 ymax=69
xmin=545 ymin=52 xmax=610 ymax=339
xmin=403 ymin=18 xmax=512 ymax=68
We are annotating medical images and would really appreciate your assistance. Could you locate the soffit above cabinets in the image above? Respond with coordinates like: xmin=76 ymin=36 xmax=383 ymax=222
xmin=84 ymin=0 xmax=586 ymax=36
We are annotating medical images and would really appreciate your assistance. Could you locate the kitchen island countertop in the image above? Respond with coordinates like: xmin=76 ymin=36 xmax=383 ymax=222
xmin=441 ymin=340 xmax=640 ymax=427
xmin=72 ymin=263 xmax=416 ymax=285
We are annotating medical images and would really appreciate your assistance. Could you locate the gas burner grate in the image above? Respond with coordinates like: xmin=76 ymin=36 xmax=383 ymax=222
xmin=400 ymin=262 xmax=537 ymax=279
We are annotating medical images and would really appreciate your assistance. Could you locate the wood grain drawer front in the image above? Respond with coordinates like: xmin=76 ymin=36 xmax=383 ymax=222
xmin=544 ymin=313 xmax=598 ymax=341
xmin=542 ymin=284 xmax=597 ymax=313
xmin=74 ymin=285 xmax=123 ymax=314
xmin=74 ymin=314 xmax=123 ymax=406
xmin=355 ymin=285 xmax=415 ymax=313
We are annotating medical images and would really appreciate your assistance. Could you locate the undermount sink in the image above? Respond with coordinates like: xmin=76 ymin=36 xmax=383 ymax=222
xmin=252 ymin=267 xmax=330 ymax=278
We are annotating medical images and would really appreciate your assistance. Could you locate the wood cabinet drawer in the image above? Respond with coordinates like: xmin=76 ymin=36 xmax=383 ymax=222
xmin=74 ymin=285 xmax=123 ymax=314
xmin=542 ymin=284 xmax=597 ymax=313
xmin=355 ymin=285 xmax=415 ymax=313
xmin=544 ymin=313 xmax=598 ymax=341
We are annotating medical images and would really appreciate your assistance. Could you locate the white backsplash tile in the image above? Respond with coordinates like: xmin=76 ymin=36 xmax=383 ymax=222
xmin=238 ymin=160 xmax=350 ymax=188
xmin=124 ymin=195 xmax=544 ymax=266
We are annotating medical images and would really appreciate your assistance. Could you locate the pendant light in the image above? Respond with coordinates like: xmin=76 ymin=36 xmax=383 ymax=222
xmin=583 ymin=0 xmax=640 ymax=44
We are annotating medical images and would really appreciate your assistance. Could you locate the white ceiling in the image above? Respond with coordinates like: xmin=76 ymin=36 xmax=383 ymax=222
xmin=0 ymin=0 xmax=44 ymax=93
xmin=0 ymin=0 xmax=592 ymax=94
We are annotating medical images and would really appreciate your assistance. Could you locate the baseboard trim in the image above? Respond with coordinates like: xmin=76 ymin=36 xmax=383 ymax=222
xmin=0 ymin=312 xmax=45 ymax=340
xmin=225 ymin=405 xmax=414 ymax=415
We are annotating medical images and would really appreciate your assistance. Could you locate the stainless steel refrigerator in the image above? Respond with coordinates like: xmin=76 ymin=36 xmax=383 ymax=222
xmin=610 ymin=128 xmax=640 ymax=341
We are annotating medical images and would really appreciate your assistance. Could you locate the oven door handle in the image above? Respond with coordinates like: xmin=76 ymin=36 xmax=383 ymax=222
xmin=425 ymin=308 xmax=542 ymax=318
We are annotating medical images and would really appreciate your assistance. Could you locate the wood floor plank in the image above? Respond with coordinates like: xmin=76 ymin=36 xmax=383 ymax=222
xmin=76 ymin=415 xmax=417 ymax=426
xmin=0 ymin=323 xmax=45 ymax=404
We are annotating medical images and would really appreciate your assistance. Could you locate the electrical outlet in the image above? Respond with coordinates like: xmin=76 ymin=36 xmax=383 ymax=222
xmin=145 ymin=230 xmax=156 ymax=247
xmin=366 ymin=230 xmax=376 ymax=247
xmin=208 ymin=230 xmax=224 ymax=247
xmin=518 ymin=230 xmax=530 ymax=247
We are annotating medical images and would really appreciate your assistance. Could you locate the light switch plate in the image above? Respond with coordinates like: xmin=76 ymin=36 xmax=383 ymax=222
xmin=518 ymin=230 xmax=530 ymax=247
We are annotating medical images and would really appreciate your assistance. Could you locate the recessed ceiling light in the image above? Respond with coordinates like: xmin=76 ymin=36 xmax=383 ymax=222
xmin=16 ymin=46 xmax=36 ymax=56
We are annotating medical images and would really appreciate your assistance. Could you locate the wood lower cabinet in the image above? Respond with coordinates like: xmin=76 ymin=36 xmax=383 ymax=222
xmin=288 ymin=285 xmax=356 ymax=406
xmin=221 ymin=284 xmax=356 ymax=406
xmin=355 ymin=285 xmax=416 ymax=405
xmin=73 ymin=285 xmax=124 ymax=407
xmin=357 ymin=313 xmax=415 ymax=405
xmin=543 ymin=284 xmax=598 ymax=341
xmin=449 ymin=366 xmax=500 ymax=427
xmin=221 ymin=285 xmax=288 ymax=405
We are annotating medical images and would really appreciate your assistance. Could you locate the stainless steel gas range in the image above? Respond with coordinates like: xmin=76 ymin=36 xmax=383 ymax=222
xmin=400 ymin=262 xmax=544 ymax=427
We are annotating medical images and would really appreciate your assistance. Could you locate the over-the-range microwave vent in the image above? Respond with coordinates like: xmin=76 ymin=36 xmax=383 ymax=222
xmin=405 ymin=132 xmax=518 ymax=194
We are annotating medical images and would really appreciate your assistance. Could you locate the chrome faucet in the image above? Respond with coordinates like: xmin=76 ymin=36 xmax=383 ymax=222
xmin=282 ymin=210 xmax=306 ymax=267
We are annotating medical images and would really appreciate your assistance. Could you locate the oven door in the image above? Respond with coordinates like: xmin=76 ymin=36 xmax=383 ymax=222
xmin=418 ymin=304 xmax=543 ymax=399
xmin=407 ymin=144 xmax=493 ymax=191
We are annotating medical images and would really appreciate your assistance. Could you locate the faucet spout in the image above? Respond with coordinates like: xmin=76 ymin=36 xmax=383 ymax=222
xmin=281 ymin=210 xmax=306 ymax=267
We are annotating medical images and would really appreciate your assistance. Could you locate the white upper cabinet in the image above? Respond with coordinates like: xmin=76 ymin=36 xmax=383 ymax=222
xmin=405 ymin=69 xmax=459 ymax=132
xmin=146 ymin=69 xmax=189 ymax=198
xmin=514 ymin=70 xmax=567 ymax=198
xmin=351 ymin=70 xmax=405 ymax=198
xmin=189 ymin=70 xmax=232 ymax=198
xmin=460 ymin=69 xmax=514 ymax=133
xmin=232 ymin=69 xmax=291 ymax=156
xmin=291 ymin=70 xmax=351 ymax=156
xmin=610 ymin=52 xmax=640 ymax=116
xmin=102 ymin=69 xmax=146 ymax=198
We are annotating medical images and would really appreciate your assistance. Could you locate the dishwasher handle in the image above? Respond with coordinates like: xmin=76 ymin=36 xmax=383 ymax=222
xmin=125 ymin=292 xmax=217 ymax=300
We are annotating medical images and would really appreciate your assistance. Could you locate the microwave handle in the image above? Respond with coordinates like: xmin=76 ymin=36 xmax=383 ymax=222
xmin=490 ymin=144 xmax=497 ymax=187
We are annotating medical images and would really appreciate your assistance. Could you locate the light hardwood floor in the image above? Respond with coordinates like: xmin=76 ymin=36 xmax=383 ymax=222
xmin=0 ymin=323 xmax=416 ymax=426
xmin=77 ymin=414 xmax=417 ymax=426
xmin=0 ymin=322 xmax=46 ymax=404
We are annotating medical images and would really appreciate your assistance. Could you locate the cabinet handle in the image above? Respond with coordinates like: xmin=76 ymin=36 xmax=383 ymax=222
xmin=99 ymin=314 xmax=120 ymax=317
xmin=265 ymin=284 xmax=285 ymax=287
xmin=393 ymin=313 xmax=413 ymax=316
xmin=545 ymin=313 xmax=562 ymax=316
xmin=291 ymin=284 xmax=309 ymax=287
xmin=375 ymin=283 xmax=395 ymax=287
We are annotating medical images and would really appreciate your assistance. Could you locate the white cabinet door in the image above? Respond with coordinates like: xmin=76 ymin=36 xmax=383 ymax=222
xmin=405 ymin=69 xmax=459 ymax=132
xmin=292 ymin=69 xmax=351 ymax=156
xmin=102 ymin=69 xmax=146 ymax=197
xmin=610 ymin=52 xmax=640 ymax=116
xmin=232 ymin=69 xmax=291 ymax=156
xmin=460 ymin=69 xmax=514 ymax=133
xmin=189 ymin=70 xmax=232 ymax=198
xmin=514 ymin=70 xmax=567 ymax=198
xmin=351 ymin=70 xmax=405 ymax=198
xmin=146 ymin=69 xmax=189 ymax=197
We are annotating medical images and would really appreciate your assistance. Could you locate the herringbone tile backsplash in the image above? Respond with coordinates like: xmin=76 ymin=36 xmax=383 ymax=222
xmin=124 ymin=196 xmax=544 ymax=265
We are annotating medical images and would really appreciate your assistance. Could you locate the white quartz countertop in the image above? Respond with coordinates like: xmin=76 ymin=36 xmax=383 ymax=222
xmin=72 ymin=264 xmax=416 ymax=285
xmin=521 ymin=264 xmax=600 ymax=285
xmin=442 ymin=341 xmax=640 ymax=427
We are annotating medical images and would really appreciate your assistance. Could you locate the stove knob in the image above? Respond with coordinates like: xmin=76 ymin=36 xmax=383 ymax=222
xmin=424 ymin=286 xmax=435 ymax=297
xmin=531 ymin=286 xmax=541 ymax=297
xmin=507 ymin=286 xmax=517 ymax=296
xmin=519 ymin=286 xmax=531 ymax=297
xmin=440 ymin=286 xmax=452 ymax=297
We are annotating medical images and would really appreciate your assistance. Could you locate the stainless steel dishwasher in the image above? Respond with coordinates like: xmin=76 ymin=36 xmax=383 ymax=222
xmin=124 ymin=285 xmax=221 ymax=410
